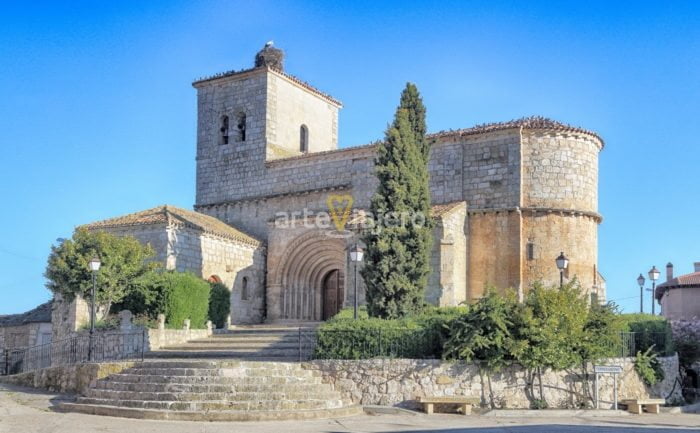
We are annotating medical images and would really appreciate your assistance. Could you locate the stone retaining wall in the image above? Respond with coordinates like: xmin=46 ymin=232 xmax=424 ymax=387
xmin=304 ymin=356 xmax=682 ymax=409
xmin=0 ymin=362 xmax=133 ymax=394
xmin=146 ymin=328 xmax=212 ymax=350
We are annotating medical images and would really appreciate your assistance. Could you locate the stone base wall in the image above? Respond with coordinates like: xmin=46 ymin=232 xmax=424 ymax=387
xmin=146 ymin=328 xmax=212 ymax=350
xmin=0 ymin=362 xmax=134 ymax=395
xmin=304 ymin=356 xmax=682 ymax=409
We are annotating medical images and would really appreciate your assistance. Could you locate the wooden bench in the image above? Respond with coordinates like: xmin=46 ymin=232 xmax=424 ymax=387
xmin=620 ymin=398 xmax=665 ymax=414
xmin=416 ymin=396 xmax=480 ymax=415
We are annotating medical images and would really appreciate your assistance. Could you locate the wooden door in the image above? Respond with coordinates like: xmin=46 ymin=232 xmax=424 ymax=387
xmin=322 ymin=269 xmax=343 ymax=320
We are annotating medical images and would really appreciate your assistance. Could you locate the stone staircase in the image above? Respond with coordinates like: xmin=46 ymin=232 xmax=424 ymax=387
xmin=58 ymin=360 xmax=361 ymax=421
xmin=147 ymin=324 xmax=318 ymax=362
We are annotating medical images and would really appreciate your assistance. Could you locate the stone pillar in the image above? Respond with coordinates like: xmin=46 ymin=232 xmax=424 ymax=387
xmin=206 ymin=320 xmax=213 ymax=334
xmin=118 ymin=310 xmax=133 ymax=331
xmin=157 ymin=314 xmax=165 ymax=331
xmin=183 ymin=319 xmax=190 ymax=331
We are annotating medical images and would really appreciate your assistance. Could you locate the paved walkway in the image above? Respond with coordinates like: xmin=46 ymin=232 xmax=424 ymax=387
xmin=1 ymin=384 xmax=699 ymax=433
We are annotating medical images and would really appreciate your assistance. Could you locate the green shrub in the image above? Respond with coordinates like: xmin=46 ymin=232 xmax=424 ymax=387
xmin=314 ymin=306 xmax=466 ymax=359
xmin=208 ymin=282 xmax=231 ymax=329
xmin=634 ymin=346 xmax=665 ymax=386
xmin=443 ymin=291 xmax=519 ymax=370
xmin=115 ymin=271 xmax=210 ymax=329
xmin=619 ymin=314 xmax=673 ymax=355
xmin=78 ymin=315 xmax=119 ymax=331
xmin=167 ymin=273 xmax=210 ymax=329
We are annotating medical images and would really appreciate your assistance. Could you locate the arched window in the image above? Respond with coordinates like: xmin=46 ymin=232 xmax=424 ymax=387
xmin=219 ymin=116 xmax=229 ymax=145
xmin=236 ymin=113 xmax=246 ymax=142
xmin=300 ymin=125 xmax=308 ymax=153
xmin=241 ymin=277 xmax=249 ymax=300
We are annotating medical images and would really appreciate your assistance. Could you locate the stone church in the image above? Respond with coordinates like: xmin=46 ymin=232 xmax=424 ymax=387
xmin=83 ymin=44 xmax=606 ymax=325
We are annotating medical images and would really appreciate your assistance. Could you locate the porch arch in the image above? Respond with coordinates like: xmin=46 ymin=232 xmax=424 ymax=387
xmin=271 ymin=231 xmax=346 ymax=320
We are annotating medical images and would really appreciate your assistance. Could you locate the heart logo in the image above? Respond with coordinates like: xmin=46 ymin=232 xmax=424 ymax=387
xmin=326 ymin=194 xmax=354 ymax=232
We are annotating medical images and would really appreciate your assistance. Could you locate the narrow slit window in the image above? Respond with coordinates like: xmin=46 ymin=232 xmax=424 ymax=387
xmin=237 ymin=113 xmax=246 ymax=142
xmin=300 ymin=124 xmax=308 ymax=153
xmin=526 ymin=242 xmax=535 ymax=260
xmin=219 ymin=115 xmax=229 ymax=145
xmin=241 ymin=276 xmax=249 ymax=300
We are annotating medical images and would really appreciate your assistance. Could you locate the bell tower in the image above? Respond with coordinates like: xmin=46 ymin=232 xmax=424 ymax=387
xmin=193 ymin=43 xmax=342 ymax=207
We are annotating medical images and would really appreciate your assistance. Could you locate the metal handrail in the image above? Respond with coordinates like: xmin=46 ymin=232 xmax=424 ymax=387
xmin=2 ymin=329 xmax=146 ymax=376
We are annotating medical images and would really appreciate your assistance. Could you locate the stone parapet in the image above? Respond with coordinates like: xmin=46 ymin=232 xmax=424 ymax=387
xmin=304 ymin=356 xmax=681 ymax=409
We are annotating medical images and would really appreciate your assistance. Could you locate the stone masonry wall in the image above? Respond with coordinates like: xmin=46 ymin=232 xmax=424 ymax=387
xmin=427 ymin=203 xmax=468 ymax=306
xmin=266 ymin=72 xmax=339 ymax=158
xmin=521 ymin=131 xmax=601 ymax=213
xmin=304 ymin=356 xmax=682 ymax=410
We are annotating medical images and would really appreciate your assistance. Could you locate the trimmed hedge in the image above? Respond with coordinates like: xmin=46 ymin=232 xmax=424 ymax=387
xmin=208 ymin=282 xmax=231 ymax=329
xmin=115 ymin=271 xmax=211 ymax=329
xmin=314 ymin=306 xmax=467 ymax=359
xmin=167 ymin=273 xmax=211 ymax=329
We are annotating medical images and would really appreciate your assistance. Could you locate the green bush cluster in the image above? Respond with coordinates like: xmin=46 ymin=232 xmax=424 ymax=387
xmin=634 ymin=347 xmax=665 ymax=385
xmin=208 ymin=282 xmax=231 ymax=329
xmin=619 ymin=313 xmax=673 ymax=355
xmin=115 ymin=271 xmax=211 ymax=329
xmin=314 ymin=306 xmax=466 ymax=359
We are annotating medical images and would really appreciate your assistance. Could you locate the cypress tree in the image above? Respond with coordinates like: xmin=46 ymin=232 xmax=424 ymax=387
xmin=361 ymin=83 xmax=433 ymax=319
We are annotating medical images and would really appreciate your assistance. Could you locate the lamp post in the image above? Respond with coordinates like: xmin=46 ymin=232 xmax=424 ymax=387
xmin=88 ymin=255 xmax=101 ymax=361
xmin=648 ymin=266 xmax=660 ymax=315
xmin=637 ymin=274 xmax=645 ymax=313
xmin=349 ymin=244 xmax=364 ymax=320
xmin=555 ymin=252 xmax=569 ymax=289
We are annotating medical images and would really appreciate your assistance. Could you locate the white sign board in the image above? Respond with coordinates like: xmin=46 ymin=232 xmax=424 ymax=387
xmin=594 ymin=365 xmax=623 ymax=374
xmin=594 ymin=365 xmax=623 ymax=409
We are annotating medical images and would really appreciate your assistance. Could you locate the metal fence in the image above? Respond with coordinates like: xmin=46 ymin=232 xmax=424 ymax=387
xmin=2 ymin=330 xmax=146 ymax=376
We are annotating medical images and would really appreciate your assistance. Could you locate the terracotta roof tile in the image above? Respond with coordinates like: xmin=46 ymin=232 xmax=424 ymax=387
xmin=83 ymin=205 xmax=261 ymax=247
xmin=0 ymin=301 xmax=53 ymax=326
xmin=431 ymin=201 xmax=466 ymax=217
xmin=656 ymin=271 xmax=700 ymax=299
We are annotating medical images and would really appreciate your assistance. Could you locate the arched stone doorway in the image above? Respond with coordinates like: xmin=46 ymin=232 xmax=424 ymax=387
xmin=268 ymin=231 xmax=347 ymax=321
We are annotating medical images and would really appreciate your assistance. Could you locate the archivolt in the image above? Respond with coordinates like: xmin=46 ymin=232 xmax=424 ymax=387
xmin=273 ymin=231 xmax=346 ymax=320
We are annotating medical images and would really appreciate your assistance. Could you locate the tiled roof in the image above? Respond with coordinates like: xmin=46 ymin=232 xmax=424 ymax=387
xmin=346 ymin=201 xmax=466 ymax=226
xmin=192 ymin=66 xmax=342 ymax=107
xmin=430 ymin=116 xmax=604 ymax=147
xmin=267 ymin=116 xmax=603 ymax=165
xmin=431 ymin=201 xmax=466 ymax=217
xmin=0 ymin=301 xmax=52 ymax=327
xmin=83 ymin=205 xmax=261 ymax=247
xmin=656 ymin=272 xmax=700 ymax=299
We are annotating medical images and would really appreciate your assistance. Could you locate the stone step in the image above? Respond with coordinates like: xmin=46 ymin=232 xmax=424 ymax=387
xmin=94 ymin=380 xmax=328 ymax=392
xmin=76 ymin=397 xmax=344 ymax=411
xmin=84 ymin=389 xmax=342 ymax=402
xmin=120 ymin=367 xmax=317 ymax=377
xmin=145 ymin=351 xmax=302 ymax=360
xmin=101 ymin=374 xmax=321 ymax=385
xmin=57 ymin=402 xmax=362 ymax=421
xmin=129 ymin=360 xmax=311 ymax=370
xmin=163 ymin=342 xmax=302 ymax=350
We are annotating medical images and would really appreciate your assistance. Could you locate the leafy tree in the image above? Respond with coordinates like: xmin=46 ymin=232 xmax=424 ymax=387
xmin=361 ymin=83 xmax=433 ymax=319
xmin=443 ymin=290 xmax=520 ymax=371
xmin=208 ymin=282 xmax=231 ymax=329
xmin=45 ymin=228 xmax=158 ymax=318
xmin=512 ymin=281 xmax=589 ymax=405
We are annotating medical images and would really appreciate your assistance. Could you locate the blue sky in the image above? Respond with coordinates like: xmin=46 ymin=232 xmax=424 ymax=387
xmin=1 ymin=1 xmax=698 ymax=314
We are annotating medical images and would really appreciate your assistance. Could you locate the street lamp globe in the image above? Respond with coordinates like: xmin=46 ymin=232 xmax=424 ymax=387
xmin=648 ymin=266 xmax=660 ymax=282
xmin=349 ymin=245 xmax=364 ymax=262
xmin=637 ymin=274 xmax=645 ymax=288
xmin=88 ymin=255 xmax=101 ymax=272
xmin=555 ymin=252 xmax=569 ymax=271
